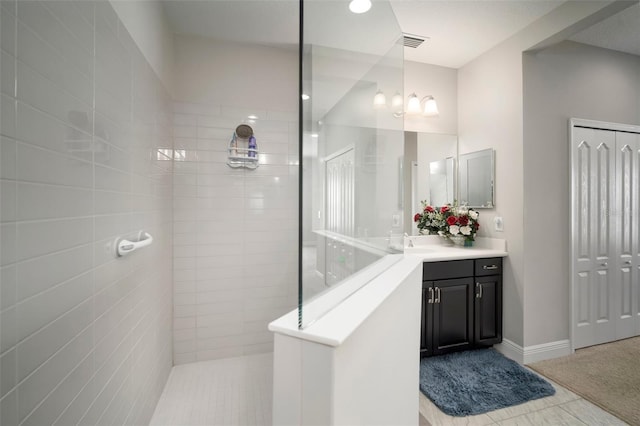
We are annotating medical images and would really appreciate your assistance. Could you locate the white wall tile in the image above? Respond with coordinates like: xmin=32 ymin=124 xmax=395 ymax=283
xmin=1 ymin=50 xmax=15 ymax=97
xmin=16 ymin=217 xmax=93 ymax=261
xmin=16 ymin=299 xmax=93 ymax=382
xmin=17 ymin=1 xmax=93 ymax=76
xmin=0 ymin=2 xmax=173 ymax=425
xmin=17 ymin=327 xmax=93 ymax=421
xmin=16 ymin=61 xmax=92 ymax=126
xmin=16 ymin=182 xmax=93 ymax=221
xmin=17 ymin=20 xmax=93 ymax=104
xmin=1 ymin=3 xmax=17 ymax=56
xmin=16 ymin=142 xmax=93 ymax=188
xmin=16 ymin=101 xmax=92 ymax=160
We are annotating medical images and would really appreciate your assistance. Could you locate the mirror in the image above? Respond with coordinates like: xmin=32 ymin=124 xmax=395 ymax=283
xmin=458 ymin=148 xmax=495 ymax=208
xmin=404 ymin=132 xmax=458 ymax=235
xmin=405 ymin=134 xmax=495 ymax=234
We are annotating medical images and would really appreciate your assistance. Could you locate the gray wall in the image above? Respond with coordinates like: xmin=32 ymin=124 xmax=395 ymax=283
xmin=0 ymin=2 xmax=173 ymax=424
xmin=523 ymin=41 xmax=640 ymax=346
xmin=457 ymin=1 xmax=627 ymax=350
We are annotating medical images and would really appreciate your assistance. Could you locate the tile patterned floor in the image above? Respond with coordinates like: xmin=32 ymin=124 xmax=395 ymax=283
xmin=419 ymin=372 xmax=629 ymax=426
xmin=149 ymin=353 xmax=273 ymax=426
xmin=150 ymin=353 xmax=628 ymax=426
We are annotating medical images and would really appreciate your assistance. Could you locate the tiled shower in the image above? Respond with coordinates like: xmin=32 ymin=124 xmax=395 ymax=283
xmin=0 ymin=2 xmax=297 ymax=425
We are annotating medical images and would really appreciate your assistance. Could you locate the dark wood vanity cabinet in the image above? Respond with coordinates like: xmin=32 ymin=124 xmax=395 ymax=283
xmin=421 ymin=258 xmax=502 ymax=357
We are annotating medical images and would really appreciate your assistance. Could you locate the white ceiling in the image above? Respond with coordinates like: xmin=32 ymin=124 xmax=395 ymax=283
xmin=569 ymin=2 xmax=640 ymax=57
xmin=390 ymin=0 xmax=565 ymax=68
xmin=162 ymin=0 xmax=640 ymax=68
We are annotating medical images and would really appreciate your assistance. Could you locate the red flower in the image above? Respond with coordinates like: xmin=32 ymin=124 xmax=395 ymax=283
xmin=414 ymin=213 xmax=422 ymax=222
xmin=458 ymin=216 xmax=469 ymax=226
xmin=440 ymin=206 xmax=449 ymax=213
xmin=425 ymin=205 xmax=434 ymax=213
xmin=446 ymin=216 xmax=457 ymax=226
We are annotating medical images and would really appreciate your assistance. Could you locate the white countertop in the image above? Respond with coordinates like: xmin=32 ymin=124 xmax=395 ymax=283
xmin=268 ymin=235 xmax=507 ymax=346
xmin=404 ymin=235 xmax=507 ymax=261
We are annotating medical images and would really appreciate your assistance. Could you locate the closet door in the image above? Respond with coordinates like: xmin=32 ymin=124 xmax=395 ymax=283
xmin=615 ymin=132 xmax=640 ymax=339
xmin=572 ymin=127 xmax=616 ymax=349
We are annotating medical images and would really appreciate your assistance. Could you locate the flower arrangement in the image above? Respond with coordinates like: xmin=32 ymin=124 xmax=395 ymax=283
xmin=413 ymin=202 xmax=480 ymax=243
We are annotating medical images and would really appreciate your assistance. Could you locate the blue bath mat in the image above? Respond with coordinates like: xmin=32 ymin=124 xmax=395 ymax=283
xmin=419 ymin=349 xmax=555 ymax=416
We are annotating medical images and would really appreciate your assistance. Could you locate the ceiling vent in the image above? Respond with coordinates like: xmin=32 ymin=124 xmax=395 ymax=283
xmin=402 ymin=34 xmax=428 ymax=48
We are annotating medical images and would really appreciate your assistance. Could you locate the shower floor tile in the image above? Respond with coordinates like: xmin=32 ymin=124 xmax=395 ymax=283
xmin=150 ymin=353 xmax=273 ymax=426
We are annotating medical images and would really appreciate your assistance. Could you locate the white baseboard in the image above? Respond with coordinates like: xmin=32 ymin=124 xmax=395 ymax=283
xmin=495 ymin=339 xmax=524 ymax=364
xmin=523 ymin=339 xmax=572 ymax=364
xmin=495 ymin=339 xmax=572 ymax=365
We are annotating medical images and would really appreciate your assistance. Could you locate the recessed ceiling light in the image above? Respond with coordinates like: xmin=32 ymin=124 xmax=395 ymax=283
xmin=349 ymin=0 xmax=371 ymax=14
xmin=247 ymin=114 xmax=258 ymax=120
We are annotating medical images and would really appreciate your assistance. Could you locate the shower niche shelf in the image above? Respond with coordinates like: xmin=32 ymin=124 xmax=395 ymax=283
xmin=227 ymin=124 xmax=259 ymax=169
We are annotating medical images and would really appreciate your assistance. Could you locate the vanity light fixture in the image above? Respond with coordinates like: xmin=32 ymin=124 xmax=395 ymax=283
xmin=349 ymin=0 xmax=371 ymax=14
xmin=392 ymin=93 xmax=440 ymax=118
xmin=373 ymin=90 xmax=386 ymax=109
xmin=391 ymin=91 xmax=403 ymax=108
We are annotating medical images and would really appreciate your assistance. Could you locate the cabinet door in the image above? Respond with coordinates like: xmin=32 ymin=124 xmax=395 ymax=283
xmin=420 ymin=283 xmax=433 ymax=357
xmin=432 ymin=278 xmax=474 ymax=355
xmin=474 ymin=275 xmax=503 ymax=346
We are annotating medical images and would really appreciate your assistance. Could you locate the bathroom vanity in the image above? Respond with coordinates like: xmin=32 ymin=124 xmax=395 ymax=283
xmin=421 ymin=257 xmax=502 ymax=357
xmin=404 ymin=236 xmax=507 ymax=358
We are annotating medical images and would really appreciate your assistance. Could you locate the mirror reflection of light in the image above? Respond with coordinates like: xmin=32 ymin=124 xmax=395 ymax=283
xmin=301 ymin=93 xmax=310 ymax=100
xmin=311 ymin=133 xmax=319 ymax=138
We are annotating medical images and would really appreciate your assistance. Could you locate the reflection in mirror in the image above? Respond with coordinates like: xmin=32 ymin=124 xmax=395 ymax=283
xmin=405 ymin=132 xmax=458 ymax=234
xmin=458 ymin=148 xmax=495 ymax=208
xmin=429 ymin=158 xmax=455 ymax=206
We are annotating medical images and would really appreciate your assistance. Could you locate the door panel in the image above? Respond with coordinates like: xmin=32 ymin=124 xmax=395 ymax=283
xmin=474 ymin=275 xmax=502 ymax=346
xmin=572 ymin=124 xmax=640 ymax=349
xmin=432 ymin=278 xmax=473 ymax=355
xmin=616 ymin=132 xmax=639 ymax=339
xmin=572 ymin=127 xmax=616 ymax=348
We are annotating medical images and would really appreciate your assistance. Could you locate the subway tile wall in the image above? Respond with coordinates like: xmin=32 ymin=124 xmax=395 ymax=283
xmin=0 ymin=2 xmax=173 ymax=425
xmin=171 ymin=102 xmax=298 ymax=364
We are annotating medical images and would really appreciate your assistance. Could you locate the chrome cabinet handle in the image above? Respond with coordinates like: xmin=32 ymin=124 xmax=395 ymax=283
xmin=483 ymin=265 xmax=498 ymax=270
xmin=428 ymin=287 xmax=434 ymax=304
xmin=476 ymin=282 xmax=483 ymax=299
xmin=435 ymin=287 xmax=441 ymax=304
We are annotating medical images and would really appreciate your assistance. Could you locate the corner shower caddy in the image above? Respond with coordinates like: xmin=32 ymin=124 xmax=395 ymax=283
xmin=227 ymin=124 xmax=259 ymax=169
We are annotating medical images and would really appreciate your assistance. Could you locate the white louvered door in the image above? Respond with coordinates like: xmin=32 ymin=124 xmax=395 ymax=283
xmin=571 ymin=120 xmax=640 ymax=349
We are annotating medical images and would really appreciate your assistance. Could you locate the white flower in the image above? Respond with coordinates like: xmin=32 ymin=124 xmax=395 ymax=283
xmin=469 ymin=210 xmax=479 ymax=220
xmin=458 ymin=206 xmax=468 ymax=214
xmin=449 ymin=225 xmax=460 ymax=235
xmin=460 ymin=225 xmax=472 ymax=235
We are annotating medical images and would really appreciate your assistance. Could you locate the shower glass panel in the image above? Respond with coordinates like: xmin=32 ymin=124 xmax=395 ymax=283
xmin=300 ymin=0 xmax=404 ymax=327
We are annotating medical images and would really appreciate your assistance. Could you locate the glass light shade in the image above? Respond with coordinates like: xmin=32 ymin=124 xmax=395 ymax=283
xmin=423 ymin=96 xmax=439 ymax=117
xmin=391 ymin=92 xmax=403 ymax=108
xmin=406 ymin=93 xmax=421 ymax=114
xmin=349 ymin=0 xmax=371 ymax=14
xmin=373 ymin=90 xmax=386 ymax=109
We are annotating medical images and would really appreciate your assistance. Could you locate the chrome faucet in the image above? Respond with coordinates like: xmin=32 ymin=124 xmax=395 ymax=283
xmin=404 ymin=233 xmax=414 ymax=248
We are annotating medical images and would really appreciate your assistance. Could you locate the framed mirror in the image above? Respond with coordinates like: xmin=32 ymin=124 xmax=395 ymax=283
xmin=458 ymin=148 xmax=495 ymax=208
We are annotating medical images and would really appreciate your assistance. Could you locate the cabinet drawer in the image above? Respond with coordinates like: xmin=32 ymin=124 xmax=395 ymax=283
xmin=423 ymin=260 xmax=474 ymax=281
xmin=475 ymin=258 xmax=503 ymax=276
